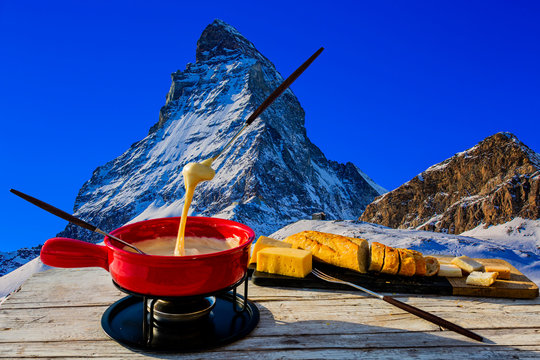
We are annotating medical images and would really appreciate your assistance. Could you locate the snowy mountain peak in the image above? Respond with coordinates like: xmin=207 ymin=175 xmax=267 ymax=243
xmin=58 ymin=20 xmax=383 ymax=243
xmin=196 ymin=19 xmax=262 ymax=63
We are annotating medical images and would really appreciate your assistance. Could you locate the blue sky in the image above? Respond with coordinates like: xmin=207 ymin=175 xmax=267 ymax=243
xmin=1 ymin=1 xmax=539 ymax=251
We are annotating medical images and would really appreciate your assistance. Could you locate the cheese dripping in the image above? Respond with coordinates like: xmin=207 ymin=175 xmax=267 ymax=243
xmin=174 ymin=157 xmax=215 ymax=256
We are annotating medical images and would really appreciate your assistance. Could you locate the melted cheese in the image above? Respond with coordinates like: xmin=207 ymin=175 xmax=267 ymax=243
xmin=128 ymin=236 xmax=239 ymax=256
xmin=175 ymin=158 xmax=215 ymax=256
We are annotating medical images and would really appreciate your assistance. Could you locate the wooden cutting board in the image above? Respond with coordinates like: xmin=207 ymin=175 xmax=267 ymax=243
xmin=251 ymin=257 xmax=539 ymax=299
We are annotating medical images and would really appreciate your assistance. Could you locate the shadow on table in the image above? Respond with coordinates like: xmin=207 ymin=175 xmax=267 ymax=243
xmin=138 ymin=301 xmax=537 ymax=359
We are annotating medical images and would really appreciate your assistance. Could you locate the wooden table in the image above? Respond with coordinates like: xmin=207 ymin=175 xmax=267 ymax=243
xmin=1 ymin=267 xmax=539 ymax=359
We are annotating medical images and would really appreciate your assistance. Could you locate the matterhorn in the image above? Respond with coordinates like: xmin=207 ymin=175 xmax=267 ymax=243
xmin=59 ymin=19 xmax=384 ymax=242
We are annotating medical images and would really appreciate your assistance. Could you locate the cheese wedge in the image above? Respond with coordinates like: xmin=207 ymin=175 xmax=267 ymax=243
xmin=249 ymin=236 xmax=292 ymax=264
xmin=484 ymin=264 xmax=511 ymax=280
xmin=437 ymin=264 xmax=463 ymax=277
xmin=466 ymin=271 xmax=498 ymax=287
xmin=256 ymin=247 xmax=312 ymax=278
xmin=451 ymin=255 xmax=484 ymax=273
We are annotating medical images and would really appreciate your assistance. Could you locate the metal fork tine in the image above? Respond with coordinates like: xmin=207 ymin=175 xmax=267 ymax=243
xmin=312 ymin=268 xmax=381 ymax=298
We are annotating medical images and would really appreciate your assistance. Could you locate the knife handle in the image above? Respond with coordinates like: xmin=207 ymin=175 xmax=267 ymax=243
xmin=245 ymin=47 xmax=323 ymax=125
xmin=382 ymin=295 xmax=483 ymax=342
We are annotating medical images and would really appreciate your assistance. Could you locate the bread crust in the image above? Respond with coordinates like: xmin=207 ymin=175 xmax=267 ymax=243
xmin=397 ymin=249 xmax=416 ymax=276
xmin=381 ymin=246 xmax=399 ymax=275
xmin=283 ymin=231 xmax=368 ymax=273
xmin=409 ymin=250 xmax=426 ymax=276
xmin=424 ymin=256 xmax=440 ymax=276
xmin=368 ymin=242 xmax=385 ymax=272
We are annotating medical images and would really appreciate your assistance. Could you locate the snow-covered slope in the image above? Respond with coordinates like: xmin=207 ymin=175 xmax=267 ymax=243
xmin=461 ymin=217 xmax=540 ymax=254
xmin=0 ymin=257 xmax=49 ymax=303
xmin=58 ymin=19 xmax=383 ymax=243
xmin=0 ymin=245 xmax=42 ymax=277
xmin=270 ymin=219 xmax=540 ymax=285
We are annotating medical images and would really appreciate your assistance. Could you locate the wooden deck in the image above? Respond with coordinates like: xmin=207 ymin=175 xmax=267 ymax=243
xmin=1 ymin=267 xmax=540 ymax=359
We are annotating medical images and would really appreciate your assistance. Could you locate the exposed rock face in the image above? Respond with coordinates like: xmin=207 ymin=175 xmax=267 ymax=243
xmin=360 ymin=132 xmax=540 ymax=234
xmin=58 ymin=19 xmax=384 ymax=242
xmin=0 ymin=245 xmax=42 ymax=276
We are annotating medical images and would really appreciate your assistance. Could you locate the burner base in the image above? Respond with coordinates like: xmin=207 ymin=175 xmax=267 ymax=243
xmin=101 ymin=292 xmax=259 ymax=352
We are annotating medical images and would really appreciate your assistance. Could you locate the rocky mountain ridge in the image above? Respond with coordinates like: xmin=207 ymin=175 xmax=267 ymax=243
xmin=360 ymin=132 xmax=540 ymax=234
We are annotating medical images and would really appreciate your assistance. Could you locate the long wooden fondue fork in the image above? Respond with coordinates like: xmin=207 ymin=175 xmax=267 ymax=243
xmin=10 ymin=189 xmax=145 ymax=254
xmin=212 ymin=47 xmax=324 ymax=161
xmin=312 ymin=268 xmax=484 ymax=342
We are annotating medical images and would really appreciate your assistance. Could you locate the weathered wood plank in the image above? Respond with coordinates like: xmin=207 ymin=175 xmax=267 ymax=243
xmin=0 ymin=341 xmax=539 ymax=360
xmin=1 ymin=331 xmax=540 ymax=359
xmin=1 ymin=299 xmax=539 ymax=342
xmin=2 ymin=267 xmax=540 ymax=359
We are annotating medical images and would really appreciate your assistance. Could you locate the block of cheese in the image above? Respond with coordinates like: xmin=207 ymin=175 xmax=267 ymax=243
xmin=256 ymin=247 xmax=312 ymax=278
xmin=451 ymin=255 xmax=484 ymax=273
xmin=437 ymin=264 xmax=463 ymax=277
xmin=397 ymin=249 xmax=416 ymax=276
xmin=484 ymin=264 xmax=511 ymax=280
xmin=284 ymin=231 xmax=368 ymax=273
xmin=249 ymin=236 xmax=292 ymax=264
xmin=466 ymin=271 xmax=498 ymax=287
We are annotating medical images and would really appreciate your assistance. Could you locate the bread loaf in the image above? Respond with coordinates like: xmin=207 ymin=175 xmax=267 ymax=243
xmin=283 ymin=231 xmax=369 ymax=273
xmin=368 ymin=242 xmax=385 ymax=272
xmin=424 ymin=256 xmax=440 ymax=276
xmin=410 ymin=250 xmax=426 ymax=276
xmin=381 ymin=246 xmax=400 ymax=275
xmin=397 ymin=249 xmax=416 ymax=276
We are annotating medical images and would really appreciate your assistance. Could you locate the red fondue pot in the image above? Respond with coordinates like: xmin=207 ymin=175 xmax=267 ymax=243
xmin=40 ymin=217 xmax=255 ymax=297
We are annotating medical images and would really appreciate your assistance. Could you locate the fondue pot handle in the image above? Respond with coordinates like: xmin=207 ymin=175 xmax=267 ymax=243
xmin=40 ymin=238 xmax=109 ymax=270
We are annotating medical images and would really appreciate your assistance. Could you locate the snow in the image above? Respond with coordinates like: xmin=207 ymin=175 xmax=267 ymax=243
xmin=0 ymin=257 xmax=49 ymax=305
xmin=355 ymin=165 xmax=387 ymax=195
xmin=461 ymin=217 xmax=540 ymax=254
xmin=270 ymin=219 xmax=540 ymax=285
xmin=415 ymin=213 xmax=443 ymax=230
